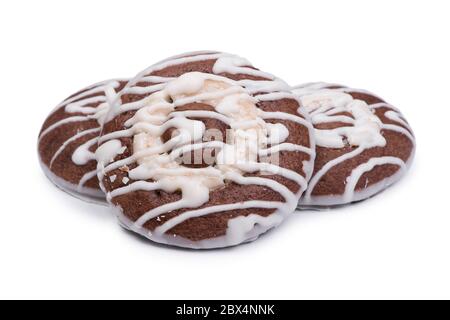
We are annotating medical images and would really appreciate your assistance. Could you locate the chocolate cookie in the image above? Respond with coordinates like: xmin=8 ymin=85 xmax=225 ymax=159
xmin=38 ymin=79 xmax=127 ymax=203
xmin=292 ymin=82 xmax=415 ymax=206
xmin=96 ymin=51 xmax=315 ymax=248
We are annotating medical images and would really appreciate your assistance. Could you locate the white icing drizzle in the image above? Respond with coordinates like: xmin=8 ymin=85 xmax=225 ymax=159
xmin=298 ymin=90 xmax=386 ymax=149
xmin=306 ymin=146 xmax=365 ymax=199
xmin=343 ymin=156 xmax=406 ymax=202
xmin=72 ymin=136 xmax=99 ymax=165
xmin=98 ymin=60 xmax=315 ymax=248
xmin=154 ymin=200 xmax=282 ymax=235
xmin=39 ymin=79 xmax=124 ymax=197
xmin=39 ymin=116 xmax=90 ymax=138
xmin=49 ymin=127 xmax=100 ymax=168
xmin=105 ymin=51 xmax=291 ymax=123
xmin=77 ymin=170 xmax=98 ymax=193
xmin=292 ymin=82 xmax=415 ymax=206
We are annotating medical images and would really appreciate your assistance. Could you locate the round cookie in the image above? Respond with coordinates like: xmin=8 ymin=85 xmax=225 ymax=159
xmin=291 ymin=82 xmax=415 ymax=207
xmin=38 ymin=79 xmax=127 ymax=203
xmin=96 ymin=51 xmax=316 ymax=249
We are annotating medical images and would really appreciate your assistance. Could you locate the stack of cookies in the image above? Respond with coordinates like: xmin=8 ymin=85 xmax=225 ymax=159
xmin=38 ymin=51 xmax=415 ymax=249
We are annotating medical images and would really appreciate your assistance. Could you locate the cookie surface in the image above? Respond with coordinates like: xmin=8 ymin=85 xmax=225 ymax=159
xmin=38 ymin=79 xmax=127 ymax=202
xmin=292 ymin=82 xmax=415 ymax=206
xmin=97 ymin=51 xmax=315 ymax=249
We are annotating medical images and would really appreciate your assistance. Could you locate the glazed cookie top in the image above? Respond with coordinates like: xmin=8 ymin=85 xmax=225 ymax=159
xmin=38 ymin=79 xmax=127 ymax=200
xmin=96 ymin=51 xmax=315 ymax=248
xmin=292 ymin=82 xmax=415 ymax=206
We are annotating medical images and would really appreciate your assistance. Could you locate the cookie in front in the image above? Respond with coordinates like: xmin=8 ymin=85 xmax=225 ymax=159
xmin=97 ymin=52 xmax=315 ymax=248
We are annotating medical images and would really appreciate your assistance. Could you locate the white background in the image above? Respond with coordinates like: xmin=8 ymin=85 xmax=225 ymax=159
xmin=0 ymin=0 xmax=449 ymax=300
